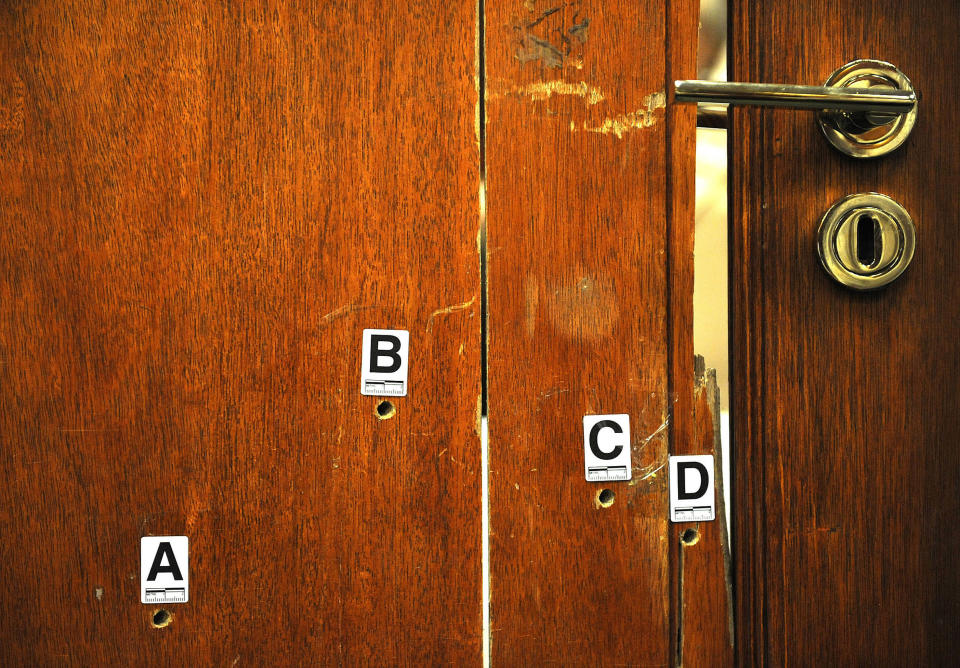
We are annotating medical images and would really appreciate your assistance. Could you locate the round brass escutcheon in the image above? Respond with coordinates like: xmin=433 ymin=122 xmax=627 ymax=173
xmin=817 ymin=193 xmax=915 ymax=290
xmin=818 ymin=60 xmax=917 ymax=158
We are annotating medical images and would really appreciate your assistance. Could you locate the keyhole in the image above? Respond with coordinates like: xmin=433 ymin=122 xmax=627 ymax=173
xmin=856 ymin=214 xmax=881 ymax=268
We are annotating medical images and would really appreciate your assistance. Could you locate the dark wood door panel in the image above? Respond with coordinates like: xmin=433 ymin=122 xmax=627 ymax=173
xmin=484 ymin=0 xmax=706 ymax=663
xmin=730 ymin=1 xmax=960 ymax=664
xmin=0 ymin=2 xmax=481 ymax=663
xmin=0 ymin=1 xmax=744 ymax=664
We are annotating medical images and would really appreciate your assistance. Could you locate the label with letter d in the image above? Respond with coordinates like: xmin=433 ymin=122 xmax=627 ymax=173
xmin=361 ymin=329 xmax=409 ymax=397
xmin=669 ymin=455 xmax=716 ymax=522
xmin=583 ymin=414 xmax=632 ymax=482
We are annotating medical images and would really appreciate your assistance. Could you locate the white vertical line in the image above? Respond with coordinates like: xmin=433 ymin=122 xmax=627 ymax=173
xmin=481 ymin=415 xmax=490 ymax=667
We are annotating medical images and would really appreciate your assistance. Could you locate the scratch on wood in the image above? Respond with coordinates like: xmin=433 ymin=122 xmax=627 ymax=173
xmin=60 ymin=428 xmax=119 ymax=433
xmin=628 ymin=417 xmax=670 ymax=486
xmin=638 ymin=462 xmax=665 ymax=481
xmin=427 ymin=295 xmax=477 ymax=332
xmin=319 ymin=303 xmax=373 ymax=326
xmin=570 ymin=90 xmax=667 ymax=138
xmin=538 ymin=387 xmax=570 ymax=401
xmin=640 ymin=417 xmax=670 ymax=446
xmin=488 ymin=79 xmax=605 ymax=105
xmin=789 ymin=525 xmax=840 ymax=536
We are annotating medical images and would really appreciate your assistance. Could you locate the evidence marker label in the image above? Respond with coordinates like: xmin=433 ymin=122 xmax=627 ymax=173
xmin=141 ymin=536 xmax=189 ymax=604
xmin=360 ymin=329 xmax=410 ymax=397
xmin=583 ymin=414 xmax=632 ymax=482
xmin=669 ymin=455 xmax=716 ymax=522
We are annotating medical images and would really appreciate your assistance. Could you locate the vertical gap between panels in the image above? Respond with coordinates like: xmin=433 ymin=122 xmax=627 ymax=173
xmin=477 ymin=0 xmax=490 ymax=665
xmin=478 ymin=0 xmax=488 ymax=420
xmin=481 ymin=416 xmax=490 ymax=667
xmin=693 ymin=0 xmax=731 ymax=536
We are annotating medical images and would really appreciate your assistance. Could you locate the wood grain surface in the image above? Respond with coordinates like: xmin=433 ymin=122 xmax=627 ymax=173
xmin=0 ymin=2 xmax=481 ymax=663
xmin=484 ymin=0 xmax=698 ymax=663
xmin=678 ymin=361 xmax=734 ymax=668
xmin=730 ymin=1 xmax=960 ymax=664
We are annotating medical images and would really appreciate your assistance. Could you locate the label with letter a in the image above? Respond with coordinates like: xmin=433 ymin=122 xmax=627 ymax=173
xmin=140 ymin=536 xmax=189 ymax=604
xmin=669 ymin=455 xmax=716 ymax=522
xmin=583 ymin=414 xmax=632 ymax=482
xmin=360 ymin=329 xmax=409 ymax=396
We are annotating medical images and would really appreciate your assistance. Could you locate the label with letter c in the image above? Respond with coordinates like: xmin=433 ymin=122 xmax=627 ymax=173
xmin=583 ymin=414 xmax=632 ymax=482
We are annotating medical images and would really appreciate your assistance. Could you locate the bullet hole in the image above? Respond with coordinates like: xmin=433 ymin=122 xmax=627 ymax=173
xmin=151 ymin=609 xmax=172 ymax=628
xmin=376 ymin=400 xmax=396 ymax=420
xmin=596 ymin=488 xmax=615 ymax=508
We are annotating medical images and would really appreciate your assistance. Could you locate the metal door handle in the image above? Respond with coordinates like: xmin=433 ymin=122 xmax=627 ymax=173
xmin=674 ymin=59 xmax=917 ymax=158
xmin=674 ymin=81 xmax=914 ymax=112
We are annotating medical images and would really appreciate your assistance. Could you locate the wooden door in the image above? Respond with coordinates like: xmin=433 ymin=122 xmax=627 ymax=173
xmin=0 ymin=2 xmax=481 ymax=663
xmin=0 ymin=1 xmax=736 ymax=665
xmin=730 ymin=1 xmax=960 ymax=664
xmin=484 ymin=1 xmax=731 ymax=665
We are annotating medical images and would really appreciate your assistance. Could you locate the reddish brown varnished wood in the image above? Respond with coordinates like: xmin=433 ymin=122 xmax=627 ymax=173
xmin=0 ymin=2 xmax=481 ymax=663
xmin=485 ymin=0 xmax=698 ymax=663
xmin=679 ymin=361 xmax=734 ymax=668
xmin=730 ymin=1 xmax=960 ymax=664
xmin=667 ymin=0 xmax=707 ymax=662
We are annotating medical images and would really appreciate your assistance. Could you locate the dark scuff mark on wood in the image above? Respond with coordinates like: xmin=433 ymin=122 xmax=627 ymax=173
xmin=515 ymin=34 xmax=566 ymax=68
xmin=523 ymin=5 xmax=562 ymax=29
xmin=568 ymin=17 xmax=590 ymax=44
xmin=513 ymin=2 xmax=589 ymax=69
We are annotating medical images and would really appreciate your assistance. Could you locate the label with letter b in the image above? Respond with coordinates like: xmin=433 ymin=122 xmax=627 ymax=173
xmin=583 ymin=414 xmax=632 ymax=482
xmin=361 ymin=329 xmax=409 ymax=396
xmin=669 ymin=455 xmax=715 ymax=522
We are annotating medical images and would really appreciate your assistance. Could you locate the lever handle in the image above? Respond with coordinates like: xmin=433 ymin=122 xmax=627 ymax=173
xmin=674 ymin=80 xmax=915 ymax=114
xmin=674 ymin=59 xmax=917 ymax=158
